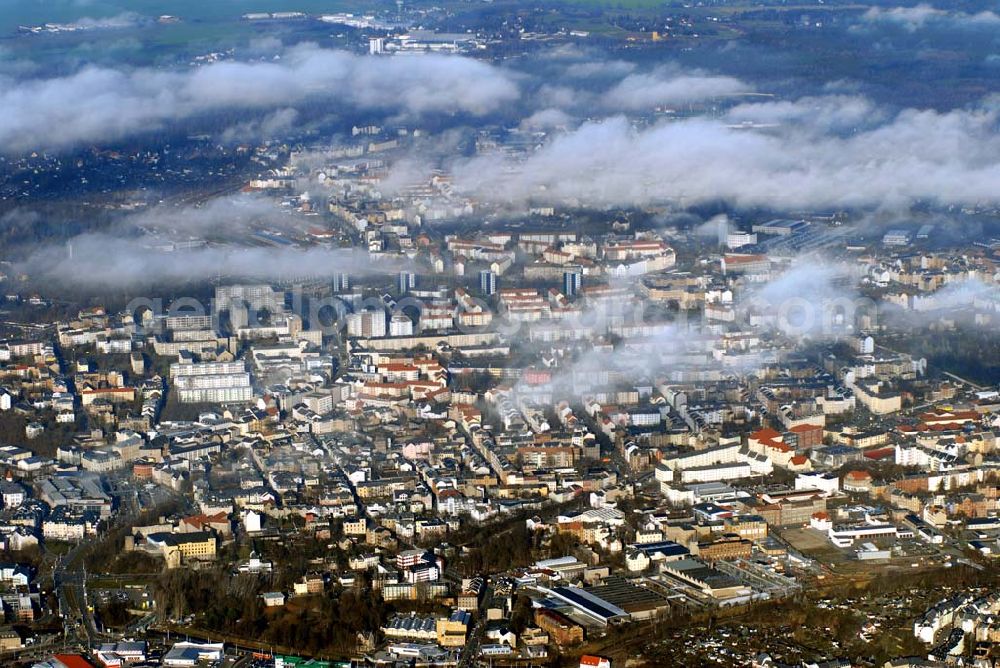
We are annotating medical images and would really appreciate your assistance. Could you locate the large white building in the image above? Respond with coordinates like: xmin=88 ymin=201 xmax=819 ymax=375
xmin=163 ymin=641 xmax=225 ymax=667
xmin=726 ymin=232 xmax=757 ymax=249
xmin=827 ymin=520 xmax=897 ymax=548
xmin=347 ymin=310 xmax=387 ymax=338
xmin=679 ymin=461 xmax=752 ymax=484
xmin=795 ymin=472 xmax=840 ymax=495
xmin=661 ymin=443 xmax=742 ymax=470
xmin=389 ymin=313 xmax=414 ymax=337
xmin=170 ymin=361 xmax=253 ymax=404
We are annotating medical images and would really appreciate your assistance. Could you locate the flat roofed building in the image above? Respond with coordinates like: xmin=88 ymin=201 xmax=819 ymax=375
xmin=545 ymin=586 xmax=629 ymax=626
xmin=163 ymin=641 xmax=224 ymax=667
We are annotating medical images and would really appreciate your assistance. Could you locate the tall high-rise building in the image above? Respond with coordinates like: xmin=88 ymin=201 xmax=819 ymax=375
xmin=332 ymin=273 xmax=350 ymax=293
xmin=398 ymin=271 xmax=416 ymax=294
xmin=214 ymin=284 xmax=285 ymax=329
xmin=479 ymin=270 xmax=497 ymax=296
xmin=346 ymin=309 xmax=387 ymax=338
xmin=563 ymin=270 xmax=582 ymax=298
xmin=214 ymin=284 xmax=285 ymax=330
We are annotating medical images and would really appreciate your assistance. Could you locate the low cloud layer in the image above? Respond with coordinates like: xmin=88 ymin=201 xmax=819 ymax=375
xmin=725 ymin=95 xmax=887 ymax=133
xmin=601 ymin=68 xmax=752 ymax=111
xmin=219 ymin=108 xmax=301 ymax=144
xmin=859 ymin=4 xmax=1000 ymax=32
xmin=449 ymin=94 xmax=1000 ymax=210
xmin=60 ymin=12 xmax=148 ymax=31
xmin=123 ymin=193 xmax=292 ymax=236
xmin=18 ymin=233 xmax=399 ymax=289
xmin=0 ymin=44 xmax=520 ymax=153
xmin=743 ymin=259 xmax=867 ymax=337
xmin=9 ymin=188 xmax=420 ymax=289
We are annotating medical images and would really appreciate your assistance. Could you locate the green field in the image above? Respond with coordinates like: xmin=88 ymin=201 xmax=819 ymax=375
xmin=0 ymin=0 xmax=382 ymax=34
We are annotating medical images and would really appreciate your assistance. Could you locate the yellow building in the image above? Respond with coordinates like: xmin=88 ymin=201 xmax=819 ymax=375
xmin=149 ymin=531 xmax=217 ymax=568
xmin=343 ymin=517 xmax=369 ymax=536
xmin=0 ymin=627 xmax=20 ymax=651
xmin=436 ymin=610 xmax=471 ymax=647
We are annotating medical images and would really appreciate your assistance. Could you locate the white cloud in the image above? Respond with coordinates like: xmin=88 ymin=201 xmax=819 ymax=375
xmin=859 ymin=4 xmax=1000 ymax=32
xmin=21 ymin=234 xmax=400 ymax=288
xmin=601 ymin=67 xmax=752 ymax=111
xmin=219 ymin=108 xmax=300 ymax=144
xmin=519 ymin=108 xmax=574 ymax=131
xmin=451 ymin=95 xmax=1000 ymax=210
xmin=725 ymin=95 xmax=887 ymax=132
xmin=564 ymin=59 xmax=636 ymax=79
xmin=64 ymin=12 xmax=147 ymax=31
xmin=0 ymin=45 xmax=521 ymax=152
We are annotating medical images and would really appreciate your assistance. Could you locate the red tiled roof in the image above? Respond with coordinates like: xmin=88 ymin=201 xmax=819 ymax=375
xmin=923 ymin=409 xmax=978 ymax=419
xmin=789 ymin=423 xmax=822 ymax=433
xmin=724 ymin=254 xmax=768 ymax=264
xmin=54 ymin=655 xmax=96 ymax=668
xmin=863 ymin=447 xmax=895 ymax=460
xmin=181 ymin=512 xmax=228 ymax=529
xmin=763 ymin=439 xmax=793 ymax=453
